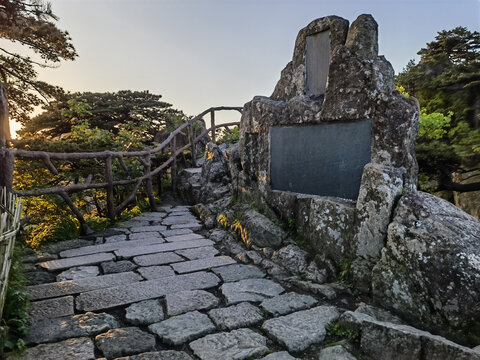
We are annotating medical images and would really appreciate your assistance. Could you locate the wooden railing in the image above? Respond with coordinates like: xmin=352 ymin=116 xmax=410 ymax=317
xmin=0 ymin=106 xmax=242 ymax=234
xmin=0 ymin=188 xmax=22 ymax=320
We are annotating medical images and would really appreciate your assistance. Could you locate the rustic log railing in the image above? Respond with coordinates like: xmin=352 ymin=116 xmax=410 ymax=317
xmin=0 ymin=188 xmax=22 ymax=320
xmin=1 ymin=106 xmax=242 ymax=234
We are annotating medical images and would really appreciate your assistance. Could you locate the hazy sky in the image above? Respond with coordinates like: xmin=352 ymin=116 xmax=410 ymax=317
xmin=9 ymin=0 xmax=480 ymax=134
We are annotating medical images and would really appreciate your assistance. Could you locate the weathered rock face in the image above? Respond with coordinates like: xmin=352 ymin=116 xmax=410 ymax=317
xmin=177 ymin=142 xmax=232 ymax=206
xmin=235 ymin=13 xmax=419 ymax=280
xmin=372 ymin=191 xmax=480 ymax=346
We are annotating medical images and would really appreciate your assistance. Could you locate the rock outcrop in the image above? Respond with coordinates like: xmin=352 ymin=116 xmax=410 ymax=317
xmin=372 ymin=191 xmax=480 ymax=345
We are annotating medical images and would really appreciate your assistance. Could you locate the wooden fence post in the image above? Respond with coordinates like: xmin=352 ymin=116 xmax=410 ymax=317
xmin=144 ymin=153 xmax=157 ymax=212
xmin=210 ymin=110 xmax=216 ymax=143
xmin=0 ymin=83 xmax=12 ymax=192
xmin=188 ymin=124 xmax=197 ymax=166
xmin=105 ymin=154 xmax=115 ymax=221
xmin=171 ymin=135 xmax=177 ymax=192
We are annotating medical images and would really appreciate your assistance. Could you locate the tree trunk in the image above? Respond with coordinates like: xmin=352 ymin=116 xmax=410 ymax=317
xmin=0 ymin=82 xmax=12 ymax=191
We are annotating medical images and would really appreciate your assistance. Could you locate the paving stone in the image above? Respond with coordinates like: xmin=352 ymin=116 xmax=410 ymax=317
xmin=130 ymin=225 xmax=167 ymax=232
xmin=23 ymin=252 xmax=58 ymax=263
xmin=40 ymin=238 xmax=93 ymax=254
xmin=129 ymin=232 xmax=162 ymax=241
xmin=168 ymin=212 xmax=193 ymax=217
xmin=136 ymin=211 xmax=167 ymax=219
xmin=175 ymin=246 xmax=219 ymax=260
xmin=261 ymin=306 xmax=340 ymax=352
xmin=259 ymin=352 xmax=298 ymax=360
xmin=115 ymin=238 xmax=214 ymax=258
xmin=95 ymin=327 xmax=156 ymax=358
xmin=125 ymin=299 xmax=165 ymax=325
xmin=101 ymin=260 xmax=137 ymax=274
xmin=170 ymin=223 xmax=202 ymax=230
xmin=170 ymin=206 xmax=191 ymax=212
xmin=122 ymin=220 xmax=152 ymax=227
xmin=164 ymin=233 xmax=204 ymax=242
xmin=318 ymin=345 xmax=357 ymax=360
xmin=56 ymin=266 xmax=100 ymax=281
xmin=221 ymin=278 xmax=285 ymax=305
xmin=60 ymin=237 xmax=165 ymax=258
xmin=261 ymin=292 xmax=318 ymax=316
xmin=76 ymin=271 xmax=221 ymax=311
xmin=189 ymin=328 xmax=269 ymax=360
xmin=26 ymin=312 xmax=119 ymax=344
xmin=28 ymin=271 xmax=142 ymax=300
xmin=212 ymin=264 xmax=266 ymax=282
xmin=39 ymin=252 xmax=115 ymax=271
xmin=109 ymin=227 xmax=131 ymax=234
xmin=133 ymin=252 xmax=184 ymax=267
xmin=208 ymin=302 xmax=264 ymax=330
xmin=162 ymin=216 xmax=198 ymax=225
xmin=171 ymin=256 xmax=236 ymax=274
xmin=149 ymin=311 xmax=215 ymax=346
xmin=104 ymin=234 xmax=128 ymax=243
xmin=25 ymin=271 xmax=56 ymax=285
xmin=138 ymin=266 xmax=175 ymax=280
xmin=166 ymin=290 xmax=220 ymax=316
xmin=17 ymin=337 xmax=95 ymax=360
xmin=29 ymin=296 xmax=74 ymax=321
xmin=160 ymin=228 xmax=193 ymax=237
xmin=115 ymin=350 xmax=193 ymax=359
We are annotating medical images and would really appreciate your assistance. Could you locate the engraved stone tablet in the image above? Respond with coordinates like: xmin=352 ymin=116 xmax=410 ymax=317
xmin=306 ymin=31 xmax=331 ymax=96
xmin=270 ymin=121 xmax=371 ymax=199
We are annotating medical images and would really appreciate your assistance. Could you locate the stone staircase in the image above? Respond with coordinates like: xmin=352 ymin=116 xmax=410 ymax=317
xmin=14 ymin=203 xmax=480 ymax=359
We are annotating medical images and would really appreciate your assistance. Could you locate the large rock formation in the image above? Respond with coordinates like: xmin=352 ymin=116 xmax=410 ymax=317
xmin=234 ymin=13 xmax=420 ymax=285
xmin=372 ymin=191 xmax=480 ymax=345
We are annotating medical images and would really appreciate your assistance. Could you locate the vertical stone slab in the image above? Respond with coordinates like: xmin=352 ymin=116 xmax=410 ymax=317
xmin=351 ymin=163 xmax=405 ymax=292
xmin=305 ymin=30 xmax=330 ymax=96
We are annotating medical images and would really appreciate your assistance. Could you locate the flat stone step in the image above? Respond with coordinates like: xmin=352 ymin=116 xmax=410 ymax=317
xmin=133 ymin=252 xmax=184 ymax=267
xmin=19 ymin=337 xmax=95 ymax=360
xmin=76 ymin=271 xmax=221 ymax=312
xmin=221 ymin=278 xmax=285 ymax=305
xmin=171 ymin=223 xmax=202 ymax=230
xmin=175 ymin=246 xmax=219 ymax=260
xmin=149 ymin=311 xmax=216 ymax=346
xmin=27 ymin=271 xmax=142 ymax=301
xmin=165 ymin=290 xmax=220 ymax=316
xmin=212 ymin=264 xmax=266 ymax=282
xmin=160 ymin=228 xmax=193 ymax=237
xmin=130 ymin=225 xmax=167 ymax=232
xmin=164 ymin=233 xmax=204 ymax=242
xmin=171 ymin=256 xmax=237 ymax=274
xmin=138 ymin=266 xmax=175 ymax=280
xmin=261 ymin=306 xmax=340 ymax=352
xmin=29 ymin=296 xmax=74 ymax=321
xmin=59 ymin=237 xmax=165 ymax=258
xmin=39 ymin=252 xmax=115 ymax=272
xmin=115 ymin=239 xmax=214 ymax=258
xmin=189 ymin=328 xmax=269 ymax=360
xmin=162 ymin=216 xmax=199 ymax=225
xmin=26 ymin=312 xmax=119 ymax=345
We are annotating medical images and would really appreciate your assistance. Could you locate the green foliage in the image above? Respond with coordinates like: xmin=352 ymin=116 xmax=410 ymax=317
xmin=218 ymin=126 xmax=240 ymax=146
xmin=2 ymin=247 xmax=29 ymax=353
xmin=396 ymin=26 xmax=480 ymax=193
xmin=326 ymin=320 xmax=359 ymax=342
xmin=0 ymin=0 xmax=77 ymax=125
xmin=419 ymin=111 xmax=452 ymax=140
xmin=338 ymin=257 xmax=352 ymax=283
xmin=18 ymin=90 xmax=186 ymax=139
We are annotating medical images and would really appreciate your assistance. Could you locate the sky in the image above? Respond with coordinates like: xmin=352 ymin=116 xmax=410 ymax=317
xmin=8 ymin=0 xmax=480 ymax=136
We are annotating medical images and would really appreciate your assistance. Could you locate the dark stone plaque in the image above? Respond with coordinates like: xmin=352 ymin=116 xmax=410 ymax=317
xmin=305 ymin=30 xmax=330 ymax=96
xmin=270 ymin=120 xmax=371 ymax=200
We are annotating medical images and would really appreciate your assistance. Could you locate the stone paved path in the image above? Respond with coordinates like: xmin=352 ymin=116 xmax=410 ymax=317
xmin=17 ymin=204 xmax=340 ymax=360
